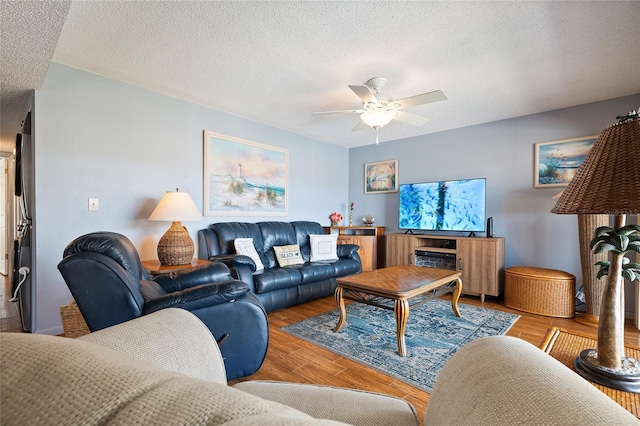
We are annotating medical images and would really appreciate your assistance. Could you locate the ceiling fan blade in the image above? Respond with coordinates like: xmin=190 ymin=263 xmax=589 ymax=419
xmin=394 ymin=111 xmax=430 ymax=126
xmin=311 ymin=109 xmax=364 ymax=115
xmin=352 ymin=120 xmax=369 ymax=131
xmin=349 ymin=84 xmax=378 ymax=104
xmin=394 ymin=90 xmax=447 ymax=109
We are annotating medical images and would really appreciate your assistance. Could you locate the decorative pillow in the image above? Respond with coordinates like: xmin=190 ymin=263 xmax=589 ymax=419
xmin=309 ymin=234 xmax=339 ymax=263
xmin=234 ymin=238 xmax=264 ymax=273
xmin=273 ymin=244 xmax=304 ymax=267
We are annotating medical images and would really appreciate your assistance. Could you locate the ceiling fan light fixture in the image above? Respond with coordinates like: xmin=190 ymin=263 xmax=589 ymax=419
xmin=360 ymin=110 xmax=396 ymax=128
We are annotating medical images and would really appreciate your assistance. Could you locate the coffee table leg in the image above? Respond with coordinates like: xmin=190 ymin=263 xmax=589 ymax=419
xmin=333 ymin=286 xmax=346 ymax=332
xmin=394 ymin=299 xmax=409 ymax=356
xmin=451 ymin=277 xmax=462 ymax=317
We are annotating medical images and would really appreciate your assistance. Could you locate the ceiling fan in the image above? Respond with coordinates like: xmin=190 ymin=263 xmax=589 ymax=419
xmin=312 ymin=77 xmax=447 ymax=144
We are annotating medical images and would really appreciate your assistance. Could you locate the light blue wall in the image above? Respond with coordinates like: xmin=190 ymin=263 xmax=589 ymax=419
xmin=348 ymin=93 xmax=640 ymax=315
xmin=33 ymin=63 xmax=349 ymax=334
xmin=32 ymin=63 xmax=638 ymax=334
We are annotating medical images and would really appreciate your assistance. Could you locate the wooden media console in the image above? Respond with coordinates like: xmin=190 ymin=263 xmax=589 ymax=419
xmin=386 ymin=233 xmax=505 ymax=302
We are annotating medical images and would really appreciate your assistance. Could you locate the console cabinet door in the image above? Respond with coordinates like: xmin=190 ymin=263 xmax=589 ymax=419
xmin=386 ymin=234 xmax=417 ymax=267
xmin=457 ymin=238 xmax=504 ymax=300
xmin=338 ymin=235 xmax=375 ymax=272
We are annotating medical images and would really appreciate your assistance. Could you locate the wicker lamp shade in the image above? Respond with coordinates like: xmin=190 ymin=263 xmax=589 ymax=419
xmin=149 ymin=190 xmax=202 ymax=266
xmin=551 ymin=117 xmax=640 ymax=215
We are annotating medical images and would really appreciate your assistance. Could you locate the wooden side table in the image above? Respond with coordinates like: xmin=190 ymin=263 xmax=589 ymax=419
xmin=141 ymin=258 xmax=210 ymax=277
xmin=540 ymin=327 xmax=640 ymax=418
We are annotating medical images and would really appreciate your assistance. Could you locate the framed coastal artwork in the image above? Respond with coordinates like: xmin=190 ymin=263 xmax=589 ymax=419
xmin=534 ymin=135 xmax=598 ymax=188
xmin=204 ymin=131 xmax=288 ymax=215
xmin=364 ymin=159 xmax=398 ymax=194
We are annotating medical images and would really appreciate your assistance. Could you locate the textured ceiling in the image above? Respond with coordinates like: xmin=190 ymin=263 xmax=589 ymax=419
xmin=0 ymin=0 xmax=70 ymax=153
xmin=2 ymin=1 xmax=639 ymax=153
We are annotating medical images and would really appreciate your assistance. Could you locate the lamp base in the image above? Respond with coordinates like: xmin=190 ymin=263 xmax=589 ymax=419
xmin=157 ymin=221 xmax=194 ymax=266
xmin=574 ymin=349 xmax=640 ymax=393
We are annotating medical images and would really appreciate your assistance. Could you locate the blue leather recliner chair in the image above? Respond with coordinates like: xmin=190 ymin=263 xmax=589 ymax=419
xmin=57 ymin=231 xmax=268 ymax=380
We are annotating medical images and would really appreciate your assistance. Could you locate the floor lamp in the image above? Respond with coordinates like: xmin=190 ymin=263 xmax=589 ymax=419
xmin=552 ymin=110 xmax=640 ymax=392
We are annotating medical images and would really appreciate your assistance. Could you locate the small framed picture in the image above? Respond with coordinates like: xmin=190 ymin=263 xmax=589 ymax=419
xmin=364 ymin=159 xmax=398 ymax=194
xmin=534 ymin=135 xmax=598 ymax=188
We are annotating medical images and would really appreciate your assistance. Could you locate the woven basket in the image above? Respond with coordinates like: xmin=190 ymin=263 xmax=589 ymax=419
xmin=59 ymin=300 xmax=90 ymax=338
xmin=504 ymin=266 xmax=576 ymax=318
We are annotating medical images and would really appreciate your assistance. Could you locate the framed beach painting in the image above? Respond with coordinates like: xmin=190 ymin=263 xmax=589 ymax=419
xmin=534 ymin=135 xmax=598 ymax=188
xmin=204 ymin=131 xmax=288 ymax=215
xmin=364 ymin=159 xmax=398 ymax=194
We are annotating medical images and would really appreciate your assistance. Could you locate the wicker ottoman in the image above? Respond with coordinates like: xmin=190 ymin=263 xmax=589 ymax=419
xmin=504 ymin=266 xmax=576 ymax=318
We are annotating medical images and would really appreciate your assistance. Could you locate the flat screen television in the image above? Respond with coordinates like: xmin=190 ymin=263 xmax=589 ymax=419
xmin=399 ymin=178 xmax=486 ymax=233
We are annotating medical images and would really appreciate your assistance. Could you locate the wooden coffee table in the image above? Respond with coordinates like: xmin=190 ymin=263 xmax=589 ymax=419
xmin=334 ymin=265 xmax=462 ymax=356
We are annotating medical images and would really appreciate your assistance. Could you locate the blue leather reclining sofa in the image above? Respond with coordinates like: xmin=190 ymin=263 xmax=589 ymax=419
xmin=198 ymin=221 xmax=362 ymax=312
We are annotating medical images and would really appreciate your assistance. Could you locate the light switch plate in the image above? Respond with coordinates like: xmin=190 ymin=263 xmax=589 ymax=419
xmin=88 ymin=197 xmax=99 ymax=211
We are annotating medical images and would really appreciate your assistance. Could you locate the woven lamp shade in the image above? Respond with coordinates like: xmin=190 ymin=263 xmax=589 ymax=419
xmin=149 ymin=190 xmax=202 ymax=266
xmin=551 ymin=117 xmax=640 ymax=215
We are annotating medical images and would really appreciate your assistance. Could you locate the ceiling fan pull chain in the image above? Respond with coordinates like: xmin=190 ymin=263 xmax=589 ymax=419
xmin=375 ymin=126 xmax=380 ymax=144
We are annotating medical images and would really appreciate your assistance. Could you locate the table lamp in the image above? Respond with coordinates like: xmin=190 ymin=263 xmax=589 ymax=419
xmin=551 ymin=110 xmax=640 ymax=392
xmin=149 ymin=189 xmax=202 ymax=266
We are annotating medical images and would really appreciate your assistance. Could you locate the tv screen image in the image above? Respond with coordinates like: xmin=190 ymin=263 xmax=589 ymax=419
xmin=399 ymin=178 xmax=486 ymax=232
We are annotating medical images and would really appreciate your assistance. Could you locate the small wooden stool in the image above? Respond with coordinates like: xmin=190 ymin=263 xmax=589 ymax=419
xmin=504 ymin=266 xmax=576 ymax=318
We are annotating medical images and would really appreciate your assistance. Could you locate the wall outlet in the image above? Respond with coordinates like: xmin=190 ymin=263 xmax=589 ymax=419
xmin=88 ymin=197 xmax=99 ymax=211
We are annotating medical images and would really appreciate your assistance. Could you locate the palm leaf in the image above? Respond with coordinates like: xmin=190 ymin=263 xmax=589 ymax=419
xmin=625 ymin=262 xmax=640 ymax=271
xmin=594 ymin=226 xmax=615 ymax=237
xmin=622 ymin=269 xmax=637 ymax=282
xmin=614 ymin=235 xmax=630 ymax=251
xmin=597 ymin=265 xmax=610 ymax=279
xmin=590 ymin=233 xmax=616 ymax=250
xmin=593 ymin=241 xmax=617 ymax=254
xmin=619 ymin=224 xmax=640 ymax=236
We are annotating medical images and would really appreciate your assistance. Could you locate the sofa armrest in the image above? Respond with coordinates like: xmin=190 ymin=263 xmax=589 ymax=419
xmin=209 ymin=254 xmax=257 ymax=272
xmin=425 ymin=335 xmax=638 ymax=425
xmin=205 ymin=254 xmax=257 ymax=291
xmin=337 ymin=243 xmax=359 ymax=259
xmin=78 ymin=308 xmax=228 ymax=384
xmin=233 ymin=381 xmax=419 ymax=426
xmin=152 ymin=262 xmax=236 ymax=292
xmin=142 ymin=280 xmax=249 ymax=314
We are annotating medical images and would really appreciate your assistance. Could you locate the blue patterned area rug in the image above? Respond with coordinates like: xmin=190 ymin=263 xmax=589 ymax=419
xmin=281 ymin=298 xmax=520 ymax=393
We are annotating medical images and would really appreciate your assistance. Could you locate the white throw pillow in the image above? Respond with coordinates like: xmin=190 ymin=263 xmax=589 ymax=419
xmin=309 ymin=234 xmax=339 ymax=263
xmin=234 ymin=238 xmax=264 ymax=273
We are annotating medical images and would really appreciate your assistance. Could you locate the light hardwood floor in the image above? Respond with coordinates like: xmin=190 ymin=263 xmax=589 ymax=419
xmin=230 ymin=294 xmax=640 ymax=424
xmin=2 ymin=276 xmax=639 ymax=423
